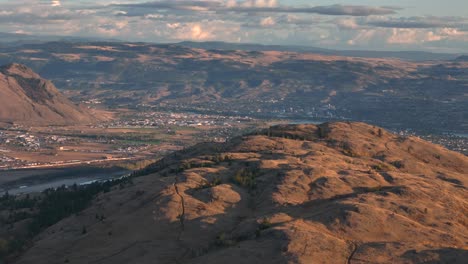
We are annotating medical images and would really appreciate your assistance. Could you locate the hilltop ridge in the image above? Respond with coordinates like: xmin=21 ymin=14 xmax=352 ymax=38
xmin=15 ymin=122 xmax=468 ymax=264
xmin=0 ymin=63 xmax=96 ymax=125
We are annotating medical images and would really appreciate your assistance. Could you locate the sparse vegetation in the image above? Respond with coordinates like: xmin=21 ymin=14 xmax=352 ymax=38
xmin=256 ymin=218 xmax=272 ymax=237
xmin=367 ymin=185 xmax=384 ymax=192
xmin=210 ymin=154 xmax=231 ymax=164
xmin=342 ymin=142 xmax=360 ymax=157
xmin=0 ymin=238 xmax=9 ymax=258
xmin=372 ymin=163 xmax=392 ymax=172
xmin=196 ymin=176 xmax=222 ymax=190
xmin=215 ymin=232 xmax=235 ymax=247
xmin=117 ymin=159 xmax=157 ymax=171
xmin=232 ymin=168 xmax=259 ymax=189
xmin=390 ymin=160 xmax=404 ymax=169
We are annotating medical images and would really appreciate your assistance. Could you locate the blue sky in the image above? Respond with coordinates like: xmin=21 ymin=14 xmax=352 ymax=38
xmin=0 ymin=0 xmax=467 ymax=52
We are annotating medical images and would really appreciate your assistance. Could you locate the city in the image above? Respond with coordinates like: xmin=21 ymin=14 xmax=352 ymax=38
xmin=0 ymin=110 xmax=263 ymax=170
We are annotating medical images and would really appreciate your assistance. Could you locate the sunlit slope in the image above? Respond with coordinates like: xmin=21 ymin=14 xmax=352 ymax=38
xmin=17 ymin=122 xmax=468 ymax=264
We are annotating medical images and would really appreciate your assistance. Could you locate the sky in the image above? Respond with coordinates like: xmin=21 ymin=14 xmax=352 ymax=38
xmin=0 ymin=0 xmax=467 ymax=53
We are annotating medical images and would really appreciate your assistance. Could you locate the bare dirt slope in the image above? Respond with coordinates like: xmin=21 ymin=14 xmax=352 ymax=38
xmin=17 ymin=122 xmax=468 ymax=263
xmin=0 ymin=63 xmax=96 ymax=125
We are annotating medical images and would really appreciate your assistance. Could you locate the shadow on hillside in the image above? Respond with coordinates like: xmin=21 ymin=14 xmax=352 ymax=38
xmin=402 ymin=247 xmax=468 ymax=264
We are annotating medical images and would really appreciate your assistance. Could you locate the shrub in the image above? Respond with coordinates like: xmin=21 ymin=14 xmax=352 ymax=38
xmin=368 ymin=185 xmax=383 ymax=192
xmin=233 ymin=168 xmax=258 ymax=189
xmin=0 ymin=238 xmax=9 ymax=257
xmin=258 ymin=218 xmax=272 ymax=230
xmin=372 ymin=163 xmax=392 ymax=172
xmin=215 ymin=232 xmax=235 ymax=247
xmin=256 ymin=218 xmax=272 ymax=237
xmin=196 ymin=176 xmax=222 ymax=190
xmin=342 ymin=142 xmax=359 ymax=157
xmin=378 ymin=129 xmax=383 ymax=137
xmin=391 ymin=160 xmax=404 ymax=169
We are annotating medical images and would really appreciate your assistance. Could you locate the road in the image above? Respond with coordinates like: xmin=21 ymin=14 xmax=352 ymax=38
xmin=0 ymin=157 xmax=137 ymax=171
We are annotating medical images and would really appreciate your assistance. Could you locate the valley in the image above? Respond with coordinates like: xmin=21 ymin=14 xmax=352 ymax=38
xmin=0 ymin=50 xmax=467 ymax=198
xmin=0 ymin=41 xmax=466 ymax=263
xmin=1 ymin=0 xmax=467 ymax=262
xmin=0 ymin=109 xmax=263 ymax=193
xmin=0 ymin=41 xmax=466 ymax=134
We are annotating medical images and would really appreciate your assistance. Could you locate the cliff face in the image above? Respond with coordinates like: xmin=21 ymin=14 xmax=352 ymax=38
xmin=0 ymin=63 xmax=95 ymax=125
xmin=17 ymin=122 xmax=468 ymax=264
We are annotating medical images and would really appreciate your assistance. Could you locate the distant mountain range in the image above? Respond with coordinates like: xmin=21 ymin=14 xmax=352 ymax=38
xmin=456 ymin=55 xmax=468 ymax=61
xmin=0 ymin=63 xmax=96 ymax=125
xmin=0 ymin=32 xmax=464 ymax=61
xmin=178 ymin=41 xmax=464 ymax=61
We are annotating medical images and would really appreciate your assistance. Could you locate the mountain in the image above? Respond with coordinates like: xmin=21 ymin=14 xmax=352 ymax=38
xmin=0 ymin=33 xmax=462 ymax=61
xmin=178 ymin=41 xmax=462 ymax=61
xmin=0 ymin=63 xmax=96 ymax=125
xmin=16 ymin=122 xmax=468 ymax=263
xmin=455 ymin=55 xmax=468 ymax=61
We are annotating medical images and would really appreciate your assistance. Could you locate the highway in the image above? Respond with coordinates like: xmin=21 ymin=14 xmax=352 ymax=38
xmin=0 ymin=157 xmax=137 ymax=171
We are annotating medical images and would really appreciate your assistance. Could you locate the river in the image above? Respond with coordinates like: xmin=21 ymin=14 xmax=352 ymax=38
xmin=0 ymin=166 xmax=130 ymax=195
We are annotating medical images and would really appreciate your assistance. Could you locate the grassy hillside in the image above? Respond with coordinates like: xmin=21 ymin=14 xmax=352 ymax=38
xmin=7 ymin=122 xmax=467 ymax=264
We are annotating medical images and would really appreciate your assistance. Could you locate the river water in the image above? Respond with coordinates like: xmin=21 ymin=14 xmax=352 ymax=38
xmin=0 ymin=166 xmax=130 ymax=195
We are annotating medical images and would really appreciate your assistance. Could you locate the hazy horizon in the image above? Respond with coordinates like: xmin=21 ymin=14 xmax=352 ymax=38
xmin=0 ymin=0 xmax=466 ymax=53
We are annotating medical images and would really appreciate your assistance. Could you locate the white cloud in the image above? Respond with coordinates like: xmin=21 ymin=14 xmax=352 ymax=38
xmin=168 ymin=22 xmax=227 ymax=41
xmin=387 ymin=28 xmax=421 ymax=44
xmin=241 ymin=0 xmax=278 ymax=8
xmin=166 ymin=23 xmax=180 ymax=29
xmin=260 ymin=17 xmax=275 ymax=27
xmin=348 ymin=29 xmax=380 ymax=45
xmin=336 ymin=18 xmax=359 ymax=30
xmin=190 ymin=24 xmax=211 ymax=40
xmin=51 ymin=0 xmax=61 ymax=7
xmin=387 ymin=28 xmax=468 ymax=44
xmin=0 ymin=0 xmax=465 ymax=52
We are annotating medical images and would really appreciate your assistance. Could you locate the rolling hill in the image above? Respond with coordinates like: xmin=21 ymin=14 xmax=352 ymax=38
xmin=15 ymin=122 xmax=468 ymax=263
xmin=0 ymin=63 xmax=96 ymax=126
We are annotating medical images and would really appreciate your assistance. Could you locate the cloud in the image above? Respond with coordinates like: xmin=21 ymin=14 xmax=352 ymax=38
xmin=347 ymin=29 xmax=383 ymax=45
xmin=260 ymin=16 xmax=275 ymax=27
xmin=300 ymin=5 xmax=397 ymax=16
xmin=0 ymin=0 xmax=466 ymax=53
xmin=336 ymin=18 xmax=360 ymax=30
xmin=114 ymin=1 xmax=398 ymax=17
xmin=189 ymin=24 xmax=211 ymax=40
xmin=51 ymin=0 xmax=61 ymax=7
xmin=167 ymin=22 xmax=213 ymax=40
xmin=0 ymin=12 xmax=78 ymax=24
xmin=236 ymin=0 xmax=278 ymax=8
xmin=113 ymin=1 xmax=223 ymax=12
xmin=164 ymin=20 xmax=241 ymax=41
xmin=365 ymin=16 xmax=468 ymax=29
